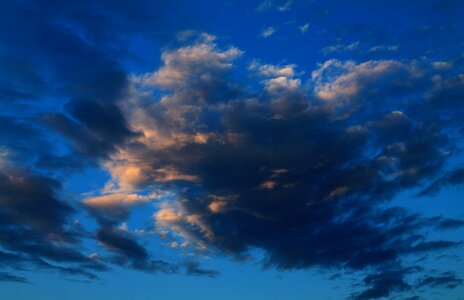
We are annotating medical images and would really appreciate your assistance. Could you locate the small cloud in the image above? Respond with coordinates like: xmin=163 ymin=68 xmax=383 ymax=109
xmin=322 ymin=42 xmax=359 ymax=55
xmin=368 ymin=45 xmax=399 ymax=53
xmin=118 ymin=222 xmax=129 ymax=232
xmin=278 ymin=0 xmax=293 ymax=11
xmin=299 ymin=23 xmax=310 ymax=34
xmin=257 ymin=0 xmax=274 ymax=12
xmin=261 ymin=26 xmax=276 ymax=38
xmin=248 ymin=60 xmax=297 ymax=78
xmin=0 ymin=272 xmax=28 ymax=283
xmin=259 ymin=180 xmax=278 ymax=190
xmin=417 ymin=272 xmax=463 ymax=289
xmin=170 ymin=241 xmax=179 ymax=249
xmin=432 ymin=61 xmax=453 ymax=71
xmin=184 ymin=261 xmax=220 ymax=278
xmin=257 ymin=0 xmax=293 ymax=12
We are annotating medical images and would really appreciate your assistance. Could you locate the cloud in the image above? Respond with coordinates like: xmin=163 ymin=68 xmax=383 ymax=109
xmin=311 ymin=59 xmax=427 ymax=119
xmin=249 ymin=61 xmax=304 ymax=96
xmin=353 ymin=268 xmax=412 ymax=300
xmin=100 ymin=34 xmax=244 ymax=192
xmin=134 ymin=33 xmax=242 ymax=92
xmin=431 ymin=61 xmax=453 ymax=71
xmin=368 ymin=45 xmax=399 ymax=53
xmin=249 ymin=61 xmax=297 ymax=78
xmin=416 ymin=272 xmax=463 ymax=289
xmin=0 ymin=165 xmax=103 ymax=281
xmin=1 ymin=4 xmax=463 ymax=294
xmin=84 ymin=193 xmax=154 ymax=208
xmin=96 ymin=36 xmax=464 ymax=298
xmin=352 ymin=266 xmax=463 ymax=299
xmin=96 ymin=225 xmax=178 ymax=273
xmin=432 ymin=217 xmax=464 ymax=230
xmin=299 ymin=23 xmax=310 ymax=34
xmin=42 ymin=99 xmax=137 ymax=160
xmin=0 ymin=272 xmax=28 ymax=283
xmin=322 ymin=42 xmax=360 ymax=55
xmin=184 ymin=261 xmax=220 ymax=278
xmin=260 ymin=26 xmax=276 ymax=38
xmin=257 ymin=0 xmax=293 ymax=12
xmin=3 ymin=28 xmax=449 ymax=294
xmin=418 ymin=167 xmax=464 ymax=196
xmin=0 ymin=0 xmax=191 ymax=105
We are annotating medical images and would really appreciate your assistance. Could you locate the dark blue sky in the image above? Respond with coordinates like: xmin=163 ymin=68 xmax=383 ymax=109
xmin=1 ymin=1 xmax=464 ymax=299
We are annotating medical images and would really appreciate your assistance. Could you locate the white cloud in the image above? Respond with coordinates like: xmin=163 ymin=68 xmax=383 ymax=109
xmin=249 ymin=61 xmax=296 ymax=78
xmin=257 ymin=0 xmax=293 ymax=12
xmin=368 ymin=45 xmax=399 ymax=53
xmin=265 ymin=76 xmax=301 ymax=93
xmin=278 ymin=0 xmax=293 ymax=11
xmin=299 ymin=23 xmax=310 ymax=33
xmin=134 ymin=38 xmax=242 ymax=90
xmin=260 ymin=26 xmax=276 ymax=38
xmin=432 ymin=61 xmax=453 ymax=71
xmin=322 ymin=42 xmax=359 ymax=55
xmin=311 ymin=59 xmax=424 ymax=118
xmin=257 ymin=0 xmax=274 ymax=11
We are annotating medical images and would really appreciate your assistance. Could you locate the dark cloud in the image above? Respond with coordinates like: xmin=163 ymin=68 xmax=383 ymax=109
xmin=0 ymin=166 xmax=102 ymax=281
xmin=419 ymin=167 xmax=464 ymax=196
xmin=36 ymin=258 xmax=99 ymax=281
xmin=95 ymin=223 xmax=177 ymax=274
xmin=352 ymin=268 xmax=412 ymax=300
xmin=0 ymin=116 xmax=48 ymax=162
xmin=432 ymin=217 xmax=464 ymax=230
xmin=0 ymin=0 xmax=192 ymax=169
xmin=0 ymin=115 xmax=90 ymax=174
xmin=108 ymin=38 xmax=464 ymax=299
xmin=0 ymin=168 xmax=72 ymax=233
xmin=352 ymin=265 xmax=463 ymax=299
xmin=0 ymin=163 xmax=168 ymax=281
xmin=0 ymin=271 xmax=28 ymax=283
xmin=42 ymin=99 xmax=137 ymax=159
xmin=97 ymin=226 xmax=148 ymax=263
xmin=0 ymin=0 xmax=189 ymax=104
xmin=417 ymin=271 xmax=463 ymax=289
xmin=184 ymin=261 xmax=220 ymax=278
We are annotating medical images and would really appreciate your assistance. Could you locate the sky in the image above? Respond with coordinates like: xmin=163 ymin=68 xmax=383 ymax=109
xmin=1 ymin=1 xmax=464 ymax=299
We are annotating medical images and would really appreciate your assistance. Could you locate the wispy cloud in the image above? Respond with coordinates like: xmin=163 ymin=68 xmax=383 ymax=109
xmin=260 ymin=26 xmax=276 ymax=38
xmin=299 ymin=23 xmax=310 ymax=33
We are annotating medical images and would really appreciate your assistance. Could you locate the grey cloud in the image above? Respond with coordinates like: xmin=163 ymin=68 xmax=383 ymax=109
xmin=184 ymin=261 xmax=220 ymax=278
xmin=417 ymin=271 xmax=463 ymax=289
xmin=0 ymin=271 xmax=28 ymax=283
xmin=419 ymin=167 xmax=464 ymax=196
xmin=0 ymin=166 xmax=103 ymax=281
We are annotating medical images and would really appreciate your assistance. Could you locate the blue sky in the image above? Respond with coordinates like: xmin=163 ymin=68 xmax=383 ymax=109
xmin=1 ymin=1 xmax=464 ymax=299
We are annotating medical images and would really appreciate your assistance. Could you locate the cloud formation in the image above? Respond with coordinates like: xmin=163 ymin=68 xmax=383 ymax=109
xmin=1 ymin=1 xmax=463 ymax=297
xmin=0 ymin=165 xmax=104 ymax=280
xmin=73 ymin=34 xmax=463 ymax=298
